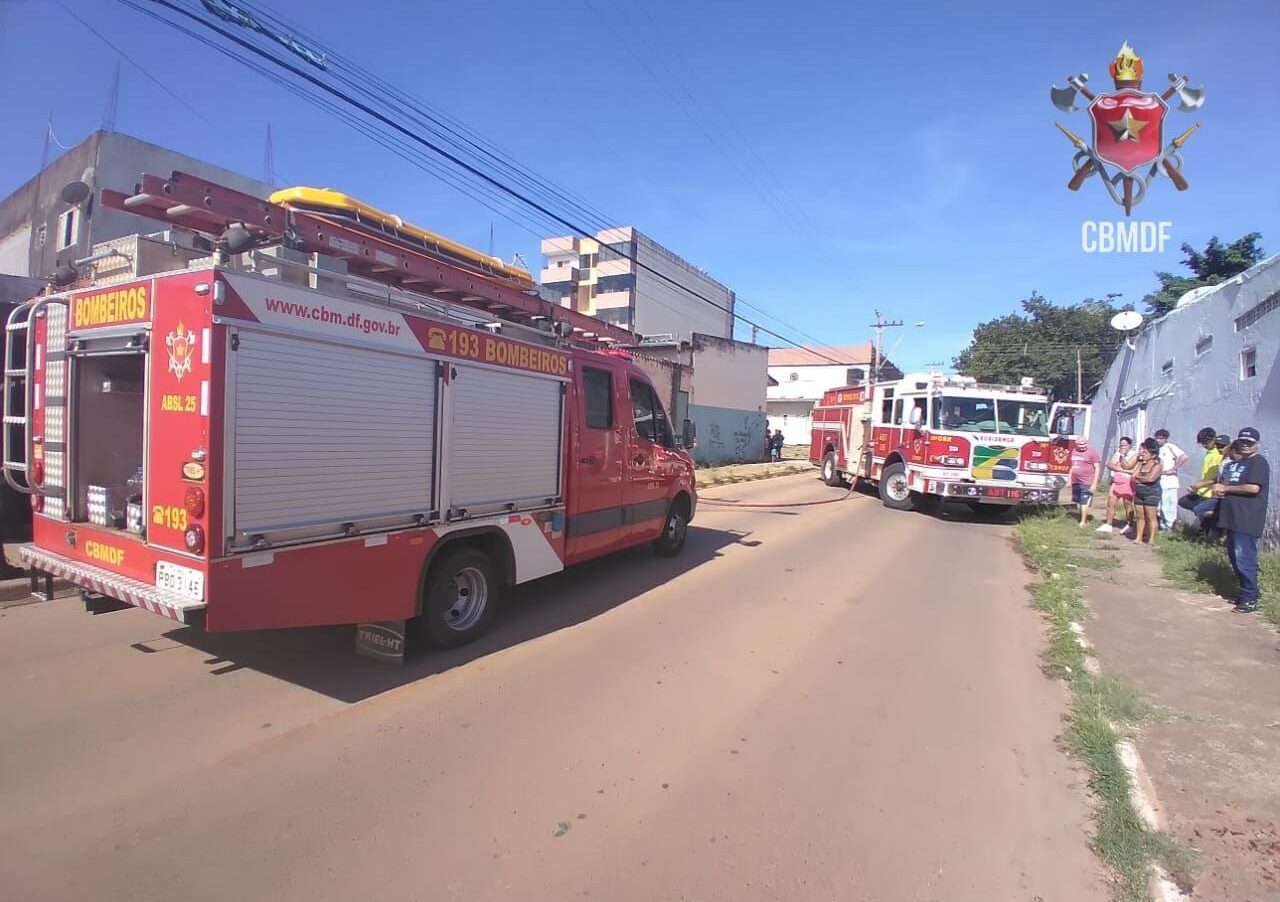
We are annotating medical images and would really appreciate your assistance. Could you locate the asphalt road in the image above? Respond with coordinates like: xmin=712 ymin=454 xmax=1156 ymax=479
xmin=0 ymin=474 xmax=1105 ymax=901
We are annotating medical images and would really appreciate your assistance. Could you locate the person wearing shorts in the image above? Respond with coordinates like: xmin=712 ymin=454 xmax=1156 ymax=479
xmin=1097 ymin=436 xmax=1136 ymax=535
xmin=1121 ymin=438 xmax=1164 ymax=543
xmin=1069 ymin=437 xmax=1102 ymax=527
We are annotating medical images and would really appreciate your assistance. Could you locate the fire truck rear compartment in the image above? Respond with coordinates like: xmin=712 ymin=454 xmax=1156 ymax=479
xmin=71 ymin=351 xmax=145 ymax=535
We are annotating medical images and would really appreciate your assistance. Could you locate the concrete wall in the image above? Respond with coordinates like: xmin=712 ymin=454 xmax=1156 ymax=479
xmin=690 ymin=333 xmax=768 ymax=411
xmin=633 ymin=231 xmax=734 ymax=341
xmin=690 ymin=403 xmax=767 ymax=466
xmin=1087 ymin=255 xmax=1280 ymax=544
xmin=765 ymin=399 xmax=815 ymax=445
xmin=767 ymin=363 xmax=867 ymax=402
xmin=0 ymin=131 xmax=272 ymax=280
xmin=634 ymin=334 xmax=767 ymax=464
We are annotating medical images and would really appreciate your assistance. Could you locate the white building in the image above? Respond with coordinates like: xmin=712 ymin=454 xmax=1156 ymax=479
xmin=636 ymin=334 xmax=769 ymax=465
xmin=540 ymin=227 xmax=734 ymax=341
xmin=766 ymin=344 xmax=901 ymax=444
xmin=1088 ymin=255 xmax=1280 ymax=544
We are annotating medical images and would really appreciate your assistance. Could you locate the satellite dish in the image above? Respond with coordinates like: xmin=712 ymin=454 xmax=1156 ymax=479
xmin=1110 ymin=310 xmax=1143 ymax=332
xmin=59 ymin=180 xmax=91 ymax=205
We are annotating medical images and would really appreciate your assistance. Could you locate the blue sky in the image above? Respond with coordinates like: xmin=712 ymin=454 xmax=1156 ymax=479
xmin=2 ymin=0 xmax=1278 ymax=369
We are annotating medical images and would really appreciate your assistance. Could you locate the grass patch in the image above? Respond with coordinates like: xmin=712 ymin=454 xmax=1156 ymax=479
xmin=696 ymin=461 xmax=810 ymax=488
xmin=1155 ymin=531 xmax=1280 ymax=625
xmin=1017 ymin=511 xmax=1196 ymax=901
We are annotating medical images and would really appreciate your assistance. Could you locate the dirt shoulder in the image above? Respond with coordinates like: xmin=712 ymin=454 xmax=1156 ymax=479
xmin=1085 ymin=533 xmax=1280 ymax=899
xmin=696 ymin=459 xmax=811 ymax=488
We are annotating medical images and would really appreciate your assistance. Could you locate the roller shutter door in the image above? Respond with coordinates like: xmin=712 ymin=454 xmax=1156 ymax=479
xmin=447 ymin=365 xmax=562 ymax=510
xmin=230 ymin=329 xmax=436 ymax=547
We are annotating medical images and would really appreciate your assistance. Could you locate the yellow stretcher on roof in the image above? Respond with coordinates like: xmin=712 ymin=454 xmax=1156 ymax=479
xmin=269 ymin=186 xmax=534 ymax=287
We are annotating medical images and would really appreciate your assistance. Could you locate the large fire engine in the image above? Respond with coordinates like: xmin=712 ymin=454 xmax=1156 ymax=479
xmin=4 ymin=173 xmax=696 ymax=660
xmin=809 ymin=373 xmax=1091 ymax=512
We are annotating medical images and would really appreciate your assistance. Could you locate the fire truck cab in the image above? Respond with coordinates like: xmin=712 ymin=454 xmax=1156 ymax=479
xmin=811 ymin=373 xmax=1091 ymax=512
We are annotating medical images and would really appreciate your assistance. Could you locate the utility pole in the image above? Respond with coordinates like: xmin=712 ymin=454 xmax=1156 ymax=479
xmin=869 ymin=309 xmax=904 ymax=380
xmin=751 ymin=323 xmax=758 ymax=345
xmin=1076 ymin=348 xmax=1083 ymax=403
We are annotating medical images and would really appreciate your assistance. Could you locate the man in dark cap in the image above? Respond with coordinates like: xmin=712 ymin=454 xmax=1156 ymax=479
xmin=1212 ymin=427 xmax=1270 ymax=614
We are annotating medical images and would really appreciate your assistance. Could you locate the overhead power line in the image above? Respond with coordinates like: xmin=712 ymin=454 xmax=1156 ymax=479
xmin=116 ymin=0 xmax=854 ymax=364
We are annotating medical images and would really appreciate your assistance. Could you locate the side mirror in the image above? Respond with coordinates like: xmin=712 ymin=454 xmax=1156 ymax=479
xmin=682 ymin=418 xmax=697 ymax=449
xmin=908 ymin=407 xmax=924 ymax=428
xmin=1055 ymin=416 xmax=1074 ymax=438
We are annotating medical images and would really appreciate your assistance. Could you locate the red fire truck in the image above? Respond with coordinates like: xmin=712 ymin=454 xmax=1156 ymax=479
xmin=809 ymin=373 xmax=1091 ymax=512
xmin=3 ymin=173 xmax=696 ymax=659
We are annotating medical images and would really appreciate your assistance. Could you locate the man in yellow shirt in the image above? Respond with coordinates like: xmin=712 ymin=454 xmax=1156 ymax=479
xmin=1180 ymin=429 xmax=1227 ymax=529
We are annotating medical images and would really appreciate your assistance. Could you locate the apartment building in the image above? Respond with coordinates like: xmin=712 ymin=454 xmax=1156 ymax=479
xmin=540 ymin=226 xmax=734 ymax=341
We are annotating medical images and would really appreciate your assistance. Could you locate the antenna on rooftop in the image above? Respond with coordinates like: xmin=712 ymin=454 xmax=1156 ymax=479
xmin=102 ymin=63 xmax=120 ymax=132
xmin=263 ymin=123 xmax=276 ymax=187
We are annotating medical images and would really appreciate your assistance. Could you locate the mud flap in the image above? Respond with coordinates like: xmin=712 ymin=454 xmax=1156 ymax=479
xmin=354 ymin=620 xmax=408 ymax=664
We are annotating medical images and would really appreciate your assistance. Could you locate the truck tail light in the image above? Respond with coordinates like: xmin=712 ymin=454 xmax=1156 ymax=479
xmin=184 ymin=525 xmax=206 ymax=554
xmin=31 ymin=460 xmax=44 ymax=485
xmin=184 ymin=487 xmax=206 ymax=518
xmin=31 ymin=494 xmax=43 ymax=513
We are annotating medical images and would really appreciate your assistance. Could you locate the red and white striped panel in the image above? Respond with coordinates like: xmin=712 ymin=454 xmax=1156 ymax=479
xmin=17 ymin=545 xmax=206 ymax=624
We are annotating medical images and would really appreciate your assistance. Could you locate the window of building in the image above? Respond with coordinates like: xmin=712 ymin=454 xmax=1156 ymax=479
xmin=56 ymin=209 xmax=78 ymax=251
xmin=1241 ymin=347 xmax=1257 ymax=380
xmin=583 ymin=367 xmax=613 ymax=429
xmin=788 ymin=372 xmax=799 ymax=382
xmin=1161 ymin=359 xmax=1174 ymax=378
xmin=1194 ymin=335 xmax=1213 ymax=356
xmin=845 ymin=367 xmax=864 ymax=384
xmin=1234 ymin=290 xmax=1279 ymax=332
xmin=35 ymin=224 xmax=47 ymax=249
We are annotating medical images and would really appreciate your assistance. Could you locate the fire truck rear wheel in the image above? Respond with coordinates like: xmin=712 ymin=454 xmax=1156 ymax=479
xmin=878 ymin=462 xmax=914 ymax=511
xmin=821 ymin=452 xmax=842 ymax=487
xmin=417 ymin=546 xmax=499 ymax=649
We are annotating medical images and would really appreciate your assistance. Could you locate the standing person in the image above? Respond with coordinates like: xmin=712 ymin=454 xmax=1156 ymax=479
xmin=1180 ymin=429 xmax=1225 ymax=532
xmin=770 ymin=429 xmax=784 ymax=462
xmin=1069 ymin=436 xmax=1102 ymax=527
xmin=1212 ymin=428 xmax=1270 ymax=614
xmin=1118 ymin=438 xmax=1164 ymax=543
xmin=1155 ymin=428 xmax=1189 ymax=531
xmin=1097 ymin=436 xmax=1136 ymax=535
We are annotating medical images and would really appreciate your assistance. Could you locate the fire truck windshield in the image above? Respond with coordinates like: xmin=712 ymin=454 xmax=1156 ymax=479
xmin=938 ymin=395 xmax=1049 ymax=436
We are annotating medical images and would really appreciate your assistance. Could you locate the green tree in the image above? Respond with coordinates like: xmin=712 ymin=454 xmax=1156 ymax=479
xmin=953 ymin=292 xmax=1123 ymax=401
xmin=1144 ymin=232 xmax=1265 ymax=316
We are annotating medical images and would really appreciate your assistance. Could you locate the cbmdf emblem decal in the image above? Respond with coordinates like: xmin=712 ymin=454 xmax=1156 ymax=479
xmin=1050 ymin=43 xmax=1205 ymax=215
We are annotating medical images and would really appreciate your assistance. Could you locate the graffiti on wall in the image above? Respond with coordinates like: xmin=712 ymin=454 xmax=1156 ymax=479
xmin=691 ymin=404 xmax=766 ymax=466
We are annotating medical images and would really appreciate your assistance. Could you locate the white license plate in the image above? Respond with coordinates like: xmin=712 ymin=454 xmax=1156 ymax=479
xmin=155 ymin=561 xmax=205 ymax=601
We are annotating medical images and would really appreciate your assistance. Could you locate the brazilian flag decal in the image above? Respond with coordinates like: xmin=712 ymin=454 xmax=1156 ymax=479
xmin=972 ymin=445 xmax=1019 ymax=481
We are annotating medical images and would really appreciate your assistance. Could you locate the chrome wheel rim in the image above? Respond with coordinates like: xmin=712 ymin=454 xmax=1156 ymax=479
xmin=445 ymin=566 xmax=488 ymax=631
xmin=823 ymin=458 xmax=834 ymax=480
xmin=886 ymin=472 xmax=910 ymax=502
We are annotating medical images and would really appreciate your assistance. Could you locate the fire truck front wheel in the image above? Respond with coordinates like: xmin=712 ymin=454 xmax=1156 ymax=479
xmin=416 ymin=546 xmax=500 ymax=649
xmin=878 ymin=462 xmax=914 ymax=511
xmin=653 ymin=496 xmax=691 ymax=557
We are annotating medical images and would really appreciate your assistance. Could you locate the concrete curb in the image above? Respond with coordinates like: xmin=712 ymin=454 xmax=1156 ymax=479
xmin=1069 ymin=618 xmax=1189 ymax=902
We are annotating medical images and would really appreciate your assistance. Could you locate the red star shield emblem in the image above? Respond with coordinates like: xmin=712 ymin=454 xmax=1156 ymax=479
xmin=1089 ymin=90 xmax=1167 ymax=175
